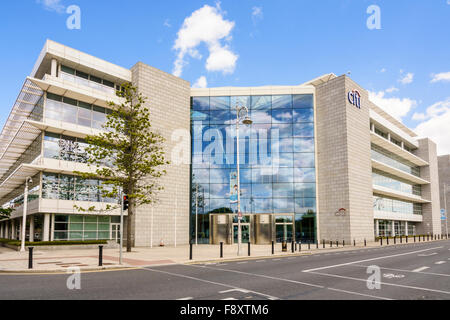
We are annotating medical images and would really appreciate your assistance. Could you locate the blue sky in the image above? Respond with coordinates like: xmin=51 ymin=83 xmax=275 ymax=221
xmin=0 ymin=0 xmax=449 ymax=154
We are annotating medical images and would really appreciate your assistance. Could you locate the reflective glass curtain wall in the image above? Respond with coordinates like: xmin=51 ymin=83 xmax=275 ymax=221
xmin=190 ymin=94 xmax=317 ymax=243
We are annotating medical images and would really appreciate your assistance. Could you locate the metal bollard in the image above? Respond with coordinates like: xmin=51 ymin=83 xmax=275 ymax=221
xmin=248 ymin=242 xmax=251 ymax=257
xmin=330 ymin=240 xmax=332 ymax=248
xmin=291 ymin=241 xmax=294 ymax=253
xmin=295 ymin=242 xmax=297 ymax=252
xmin=316 ymin=241 xmax=319 ymax=249
xmin=99 ymin=245 xmax=103 ymax=266
xmin=308 ymin=241 xmax=311 ymax=250
xmin=394 ymin=236 xmax=396 ymax=245
xmin=189 ymin=242 xmax=193 ymax=260
xmin=406 ymin=236 xmax=408 ymax=243
xmin=380 ymin=237 xmax=383 ymax=246
xmin=272 ymin=241 xmax=274 ymax=255
xmin=336 ymin=240 xmax=338 ymax=248
xmin=299 ymin=241 xmax=301 ymax=252
xmin=414 ymin=235 xmax=416 ymax=242
xmin=28 ymin=247 xmax=34 ymax=269
xmin=220 ymin=242 xmax=223 ymax=258
xmin=400 ymin=235 xmax=402 ymax=244
xmin=427 ymin=234 xmax=429 ymax=241
xmin=354 ymin=239 xmax=356 ymax=247
xmin=323 ymin=239 xmax=325 ymax=249
xmin=364 ymin=239 xmax=367 ymax=247
xmin=343 ymin=240 xmax=345 ymax=247
xmin=387 ymin=237 xmax=389 ymax=245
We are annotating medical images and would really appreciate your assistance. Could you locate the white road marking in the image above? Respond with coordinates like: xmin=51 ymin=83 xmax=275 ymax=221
xmin=142 ymin=267 xmax=279 ymax=300
xmin=308 ymin=271 xmax=450 ymax=295
xmin=303 ymin=247 xmax=442 ymax=273
xmin=191 ymin=265 xmax=390 ymax=300
xmin=351 ymin=264 xmax=450 ymax=278
xmin=222 ymin=297 xmax=237 ymax=300
xmin=219 ymin=289 xmax=249 ymax=294
xmin=435 ymin=261 xmax=446 ymax=265
xmin=237 ymin=262 xmax=247 ymax=264
xmin=256 ymin=260 xmax=266 ymax=262
xmin=418 ymin=253 xmax=437 ymax=257
xmin=412 ymin=266 xmax=430 ymax=272
xmin=273 ymin=259 xmax=281 ymax=261
xmin=177 ymin=297 xmax=193 ymax=300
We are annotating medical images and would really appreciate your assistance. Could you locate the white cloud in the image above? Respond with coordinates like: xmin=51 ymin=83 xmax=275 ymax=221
xmin=164 ymin=19 xmax=172 ymax=28
xmin=385 ymin=87 xmax=399 ymax=93
xmin=193 ymin=76 xmax=208 ymax=88
xmin=172 ymin=3 xmax=238 ymax=77
xmin=398 ymin=72 xmax=414 ymax=84
xmin=414 ymin=98 xmax=450 ymax=155
xmin=430 ymin=72 xmax=450 ymax=83
xmin=252 ymin=6 xmax=263 ymax=24
xmin=37 ymin=0 xmax=65 ymax=13
xmin=369 ymin=90 xmax=417 ymax=120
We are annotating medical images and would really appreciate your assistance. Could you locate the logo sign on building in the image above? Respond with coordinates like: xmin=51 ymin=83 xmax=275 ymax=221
xmin=335 ymin=208 xmax=347 ymax=216
xmin=348 ymin=90 xmax=361 ymax=109
xmin=441 ymin=209 xmax=447 ymax=221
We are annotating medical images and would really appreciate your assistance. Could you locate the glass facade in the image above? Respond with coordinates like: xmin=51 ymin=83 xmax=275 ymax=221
xmin=42 ymin=172 xmax=117 ymax=203
xmin=371 ymin=144 xmax=420 ymax=177
xmin=45 ymin=93 xmax=111 ymax=130
xmin=60 ymin=65 xmax=117 ymax=96
xmin=54 ymin=214 xmax=120 ymax=240
xmin=373 ymin=195 xmax=422 ymax=215
xmin=372 ymin=170 xmax=421 ymax=196
xmin=191 ymin=94 xmax=316 ymax=243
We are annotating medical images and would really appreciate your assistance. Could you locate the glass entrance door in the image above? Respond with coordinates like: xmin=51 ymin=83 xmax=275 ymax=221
xmin=111 ymin=223 xmax=121 ymax=242
xmin=233 ymin=224 xmax=250 ymax=244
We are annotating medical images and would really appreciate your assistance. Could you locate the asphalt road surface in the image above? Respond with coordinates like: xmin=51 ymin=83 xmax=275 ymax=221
xmin=1 ymin=240 xmax=449 ymax=300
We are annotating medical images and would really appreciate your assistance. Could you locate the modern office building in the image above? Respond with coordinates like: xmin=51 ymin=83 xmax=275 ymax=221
xmin=0 ymin=40 xmax=443 ymax=247
xmin=438 ymin=155 xmax=450 ymax=236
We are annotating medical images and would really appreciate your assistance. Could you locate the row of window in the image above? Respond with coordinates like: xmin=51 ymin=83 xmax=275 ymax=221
xmin=371 ymin=144 xmax=420 ymax=177
xmin=192 ymin=108 xmax=314 ymax=125
xmin=372 ymin=170 xmax=421 ymax=196
xmin=46 ymin=92 xmax=111 ymax=130
xmin=376 ymin=220 xmax=416 ymax=237
xmin=43 ymin=132 xmax=113 ymax=166
xmin=60 ymin=65 xmax=119 ymax=95
xmin=42 ymin=173 xmax=117 ymax=203
xmin=192 ymin=197 xmax=316 ymax=215
xmin=54 ymin=214 xmax=120 ymax=241
xmin=372 ymin=125 xmax=416 ymax=155
xmin=373 ymin=196 xmax=422 ymax=215
xmin=192 ymin=95 xmax=314 ymax=111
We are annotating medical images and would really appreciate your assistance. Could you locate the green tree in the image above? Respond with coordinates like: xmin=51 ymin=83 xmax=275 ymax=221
xmin=0 ymin=207 xmax=13 ymax=220
xmin=75 ymin=83 xmax=169 ymax=252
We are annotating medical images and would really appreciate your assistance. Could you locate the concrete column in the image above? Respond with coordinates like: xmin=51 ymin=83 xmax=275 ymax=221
xmin=50 ymin=214 xmax=55 ymax=241
xmin=392 ymin=221 xmax=396 ymax=236
xmin=29 ymin=216 xmax=34 ymax=242
xmin=370 ymin=123 xmax=375 ymax=132
xmin=375 ymin=220 xmax=379 ymax=237
xmin=387 ymin=132 xmax=391 ymax=142
xmin=0 ymin=222 xmax=3 ymax=238
xmin=18 ymin=219 xmax=22 ymax=241
xmin=51 ymin=58 xmax=58 ymax=77
xmin=43 ymin=214 xmax=50 ymax=242
xmin=405 ymin=221 xmax=409 ymax=236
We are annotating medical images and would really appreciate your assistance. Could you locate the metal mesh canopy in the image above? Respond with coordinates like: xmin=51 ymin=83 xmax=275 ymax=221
xmin=0 ymin=164 xmax=42 ymax=203
xmin=0 ymin=78 xmax=43 ymax=181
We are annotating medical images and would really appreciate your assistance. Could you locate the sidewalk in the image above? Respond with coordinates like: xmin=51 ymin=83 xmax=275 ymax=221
xmin=0 ymin=238 xmax=446 ymax=273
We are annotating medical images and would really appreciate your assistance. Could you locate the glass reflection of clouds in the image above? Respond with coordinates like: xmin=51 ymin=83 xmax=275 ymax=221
xmin=191 ymin=94 xmax=317 ymax=242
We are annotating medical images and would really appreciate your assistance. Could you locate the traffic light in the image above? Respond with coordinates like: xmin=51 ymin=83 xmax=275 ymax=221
xmin=123 ymin=195 xmax=129 ymax=211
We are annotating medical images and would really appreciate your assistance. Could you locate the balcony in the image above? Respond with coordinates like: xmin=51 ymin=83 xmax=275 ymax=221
xmin=371 ymin=159 xmax=429 ymax=185
xmin=373 ymin=210 xmax=423 ymax=222
xmin=370 ymin=132 xmax=428 ymax=167
xmin=372 ymin=185 xmax=430 ymax=204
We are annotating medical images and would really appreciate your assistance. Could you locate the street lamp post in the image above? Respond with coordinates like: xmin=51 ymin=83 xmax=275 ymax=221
xmin=20 ymin=177 xmax=32 ymax=252
xmin=235 ymin=104 xmax=252 ymax=256
xmin=444 ymin=184 xmax=449 ymax=237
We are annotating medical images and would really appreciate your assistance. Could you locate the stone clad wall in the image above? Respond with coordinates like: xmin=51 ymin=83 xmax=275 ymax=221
xmin=315 ymin=75 xmax=374 ymax=243
xmin=130 ymin=62 xmax=191 ymax=247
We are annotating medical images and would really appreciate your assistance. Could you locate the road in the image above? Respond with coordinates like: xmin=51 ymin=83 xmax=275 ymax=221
xmin=1 ymin=240 xmax=449 ymax=300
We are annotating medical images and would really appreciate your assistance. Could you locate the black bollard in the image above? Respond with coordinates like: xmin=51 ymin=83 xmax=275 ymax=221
xmin=323 ymin=239 xmax=325 ymax=249
xmin=330 ymin=240 xmax=332 ymax=248
xmin=189 ymin=242 xmax=193 ymax=260
xmin=272 ymin=241 xmax=274 ymax=255
xmin=406 ymin=236 xmax=408 ymax=243
xmin=387 ymin=237 xmax=389 ymax=245
xmin=308 ymin=241 xmax=311 ymax=250
xmin=400 ymin=235 xmax=402 ymax=244
xmin=220 ymin=242 xmax=223 ymax=258
xmin=354 ymin=239 xmax=356 ymax=247
xmin=343 ymin=240 xmax=345 ymax=247
xmin=316 ymin=241 xmax=319 ymax=249
xmin=380 ymin=237 xmax=383 ymax=246
xmin=248 ymin=242 xmax=251 ymax=257
xmin=394 ymin=236 xmax=396 ymax=245
xmin=414 ymin=235 xmax=416 ymax=242
xmin=291 ymin=241 xmax=294 ymax=253
xmin=99 ymin=245 xmax=103 ymax=266
xmin=299 ymin=241 xmax=301 ymax=252
xmin=364 ymin=239 xmax=367 ymax=247
xmin=336 ymin=240 xmax=338 ymax=248
xmin=28 ymin=247 xmax=34 ymax=269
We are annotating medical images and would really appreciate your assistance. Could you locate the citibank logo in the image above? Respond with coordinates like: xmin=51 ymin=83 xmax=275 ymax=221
xmin=348 ymin=90 xmax=361 ymax=109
